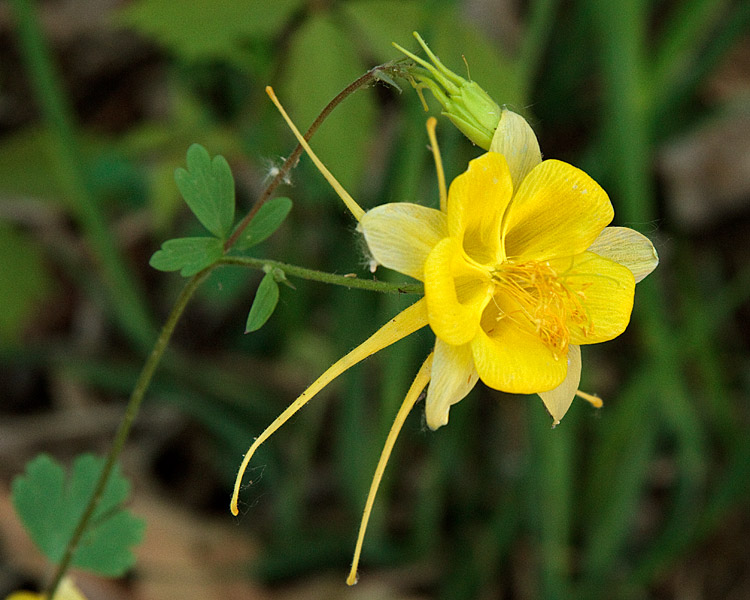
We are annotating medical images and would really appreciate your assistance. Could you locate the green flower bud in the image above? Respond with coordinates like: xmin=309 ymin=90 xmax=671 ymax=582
xmin=393 ymin=32 xmax=501 ymax=149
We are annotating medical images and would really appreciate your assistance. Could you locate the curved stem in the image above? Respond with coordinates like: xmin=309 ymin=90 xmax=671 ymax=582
xmin=224 ymin=62 xmax=405 ymax=250
xmin=218 ymin=256 xmax=423 ymax=295
xmin=45 ymin=269 xmax=212 ymax=599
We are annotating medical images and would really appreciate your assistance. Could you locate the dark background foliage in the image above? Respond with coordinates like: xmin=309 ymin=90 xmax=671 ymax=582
xmin=1 ymin=0 xmax=749 ymax=598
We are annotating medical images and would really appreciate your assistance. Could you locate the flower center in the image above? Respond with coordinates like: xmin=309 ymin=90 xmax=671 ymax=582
xmin=485 ymin=260 xmax=591 ymax=359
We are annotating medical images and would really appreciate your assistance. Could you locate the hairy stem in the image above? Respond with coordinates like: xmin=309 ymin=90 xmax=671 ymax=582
xmin=225 ymin=62 xmax=405 ymax=250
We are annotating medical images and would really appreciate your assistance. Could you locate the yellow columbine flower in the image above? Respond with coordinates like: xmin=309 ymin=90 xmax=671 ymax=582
xmin=361 ymin=110 xmax=658 ymax=428
xmin=232 ymin=88 xmax=658 ymax=585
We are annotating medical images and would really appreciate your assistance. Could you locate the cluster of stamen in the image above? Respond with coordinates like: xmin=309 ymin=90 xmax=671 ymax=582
xmin=488 ymin=260 xmax=592 ymax=359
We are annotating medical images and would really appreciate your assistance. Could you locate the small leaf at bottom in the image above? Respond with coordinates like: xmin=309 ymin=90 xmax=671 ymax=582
xmin=11 ymin=454 xmax=145 ymax=577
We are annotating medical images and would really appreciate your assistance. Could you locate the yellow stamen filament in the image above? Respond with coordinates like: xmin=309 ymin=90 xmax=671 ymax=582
xmin=347 ymin=352 xmax=434 ymax=586
xmin=425 ymin=117 xmax=447 ymax=212
xmin=575 ymin=389 xmax=603 ymax=408
xmin=265 ymin=86 xmax=365 ymax=221
xmin=490 ymin=261 xmax=591 ymax=358
xmin=231 ymin=299 xmax=429 ymax=516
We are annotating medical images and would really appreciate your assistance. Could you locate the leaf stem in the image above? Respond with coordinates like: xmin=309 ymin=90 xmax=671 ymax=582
xmin=218 ymin=256 xmax=423 ymax=295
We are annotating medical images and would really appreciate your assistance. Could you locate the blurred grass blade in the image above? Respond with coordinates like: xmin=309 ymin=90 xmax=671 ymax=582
xmin=9 ymin=0 xmax=157 ymax=351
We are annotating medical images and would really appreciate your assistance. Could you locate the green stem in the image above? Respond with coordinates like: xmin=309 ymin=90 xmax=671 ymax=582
xmin=218 ymin=256 xmax=423 ymax=295
xmin=10 ymin=0 xmax=157 ymax=352
xmin=44 ymin=269 xmax=212 ymax=599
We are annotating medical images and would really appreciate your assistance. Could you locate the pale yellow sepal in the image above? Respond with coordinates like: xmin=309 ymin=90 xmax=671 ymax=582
xmin=359 ymin=203 xmax=447 ymax=281
xmin=6 ymin=578 xmax=88 ymax=600
xmin=425 ymin=339 xmax=479 ymax=430
xmin=587 ymin=226 xmax=659 ymax=283
xmin=347 ymin=352 xmax=434 ymax=585
xmin=539 ymin=345 xmax=581 ymax=425
xmin=231 ymin=299 xmax=429 ymax=515
xmin=489 ymin=109 xmax=542 ymax=190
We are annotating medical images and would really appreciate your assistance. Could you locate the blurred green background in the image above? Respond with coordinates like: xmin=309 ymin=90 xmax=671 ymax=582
xmin=1 ymin=0 xmax=749 ymax=598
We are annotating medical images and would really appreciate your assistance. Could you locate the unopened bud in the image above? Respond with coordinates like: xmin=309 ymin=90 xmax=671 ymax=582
xmin=394 ymin=32 xmax=501 ymax=149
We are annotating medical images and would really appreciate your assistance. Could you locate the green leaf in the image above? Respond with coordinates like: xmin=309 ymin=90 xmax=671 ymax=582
xmin=150 ymin=236 xmax=224 ymax=277
xmin=11 ymin=454 xmax=145 ymax=576
xmin=245 ymin=272 xmax=280 ymax=333
xmin=233 ymin=197 xmax=292 ymax=250
xmin=0 ymin=225 xmax=53 ymax=342
xmin=175 ymin=144 xmax=235 ymax=239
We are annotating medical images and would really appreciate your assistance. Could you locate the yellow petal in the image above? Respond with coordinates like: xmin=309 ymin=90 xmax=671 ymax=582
xmin=587 ymin=226 xmax=659 ymax=283
xmin=538 ymin=344 xmax=581 ymax=425
xmin=471 ymin=319 xmax=568 ymax=394
xmin=548 ymin=252 xmax=636 ymax=345
xmin=504 ymin=160 xmax=613 ymax=261
xmin=446 ymin=153 xmax=514 ymax=265
xmin=359 ymin=203 xmax=447 ymax=280
xmin=489 ymin=109 xmax=542 ymax=189
xmin=231 ymin=299 xmax=428 ymax=515
xmin=425 ymin=339 xmax=479 ymax=430
xmin=424 ymin=237 xmax=491 ymax=345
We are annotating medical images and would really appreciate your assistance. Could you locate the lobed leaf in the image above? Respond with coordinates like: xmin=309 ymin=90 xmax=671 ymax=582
xmin=174 ymin=144 xmax=235 ymax=239
xmin=245 ymin=272 xmax=280 ymax=333
xmin=233 ymin=197 xmax=293 ymax=250
xmin=11 ymin=454 xmax=145 ymax=577
xmin=149 ymin=236 xmax=224 ymax=277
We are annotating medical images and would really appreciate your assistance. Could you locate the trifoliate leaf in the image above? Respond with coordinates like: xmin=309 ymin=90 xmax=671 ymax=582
xmin=149 ymin=236 xmax=224 ymax=277
xmin=233 ymin=197 xmax=292 ymax=250
xmin=11 ymin=454 xmax=145 ymax=577
xmin=175 ymin=144 xmax=235 ymax=239
xmin=245 ymin=272 xmax=280 ymax=333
